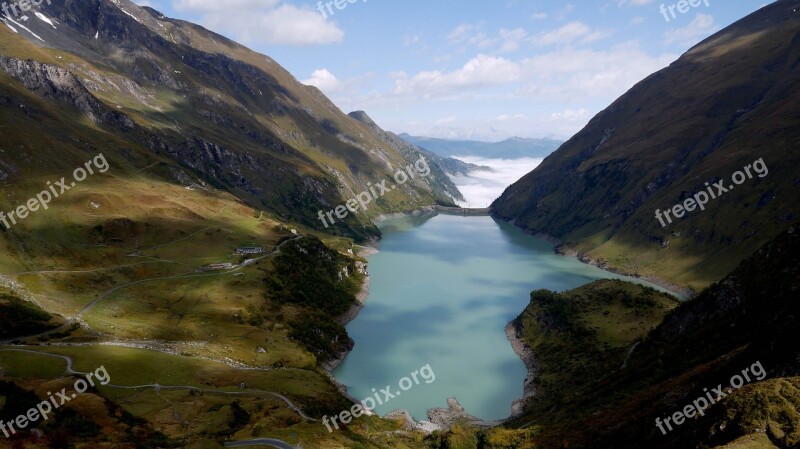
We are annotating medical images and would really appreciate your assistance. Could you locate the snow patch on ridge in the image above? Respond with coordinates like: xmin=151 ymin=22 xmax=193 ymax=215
xmin=2 ymin=14 xmax=44 ymax=41
xmin=34 ymin=12 xmax=56 ymax=28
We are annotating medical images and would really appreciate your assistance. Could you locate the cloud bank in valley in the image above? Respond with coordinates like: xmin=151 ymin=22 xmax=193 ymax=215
xmin=448 ymin=156 xmax=544 ymax=208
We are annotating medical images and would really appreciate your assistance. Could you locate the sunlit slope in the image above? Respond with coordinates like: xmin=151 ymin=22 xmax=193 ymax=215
xmin=493 ymin=0 xmax=800 ymax=292
xmin=0 ymin=0 xmax=460 ymax=242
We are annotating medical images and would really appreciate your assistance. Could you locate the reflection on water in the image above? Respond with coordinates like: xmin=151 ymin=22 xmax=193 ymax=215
xmin=334 ymin=213 xmax=670 ymax=421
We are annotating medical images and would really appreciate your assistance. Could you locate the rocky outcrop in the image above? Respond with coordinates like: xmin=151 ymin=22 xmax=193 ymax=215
xmin=348 ymin=110 xmax=466 ymax=201
xmin=0 ymin=57 xmax=134 ymax=129
xmin=505 ymin=320 xmax=538 ymax=417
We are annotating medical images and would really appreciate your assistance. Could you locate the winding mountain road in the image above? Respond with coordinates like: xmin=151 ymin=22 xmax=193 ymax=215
xmin=0 ymin=235 xmax=302 ymax=344
xmin=0 ymin=235 xmax=317 ymax=427
xmin=0 ymin=348 xmax=318 ymax=422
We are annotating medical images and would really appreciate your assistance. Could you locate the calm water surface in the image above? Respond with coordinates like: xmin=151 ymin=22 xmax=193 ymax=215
xmin=333 ymin=213 xmax=668 ymax=421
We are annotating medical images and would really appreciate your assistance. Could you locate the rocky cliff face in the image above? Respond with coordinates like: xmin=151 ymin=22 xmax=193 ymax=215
xmin=0 ymin=0 xmax=461 ymax=240
xmin=0 ymin=56 xmax=135 ymax=128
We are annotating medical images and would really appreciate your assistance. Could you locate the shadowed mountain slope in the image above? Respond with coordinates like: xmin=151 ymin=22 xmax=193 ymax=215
xmin=0 ymin=0 xmax=461 ymax=241
xmin=493 ymin=0 xmax=800 ymax=292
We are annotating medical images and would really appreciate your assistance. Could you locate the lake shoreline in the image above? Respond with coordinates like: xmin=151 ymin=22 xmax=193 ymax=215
xmin=330 ymin=210 xmax=675 ymax=430
xmin=504 ymin=224 xmax=694 ymax=299
xmin=505 ymin=319 xmax=538 ymax=418
xmin=500 ymin=224 xmax=692 ymax=422
xmin=565 ymin=248 xmax=695 ymax=299
xmin=322 ymin=241 xmax=378 ymax=374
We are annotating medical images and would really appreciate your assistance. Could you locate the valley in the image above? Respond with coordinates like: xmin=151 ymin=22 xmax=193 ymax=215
xmin=0 ymin=1 xmax=799 ymax=449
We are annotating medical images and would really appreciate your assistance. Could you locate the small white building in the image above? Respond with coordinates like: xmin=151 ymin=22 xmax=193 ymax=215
xmin=204 ymin=263 xmax=233 ymax=271
xmin=236 ymin=246 xmax=264 ymax=255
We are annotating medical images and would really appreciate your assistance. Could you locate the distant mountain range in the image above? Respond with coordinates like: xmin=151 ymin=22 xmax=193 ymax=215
xmin=349 ymin=112 xmax=489 ymax=176
xmin=399 ymin=134 xmax=563 ymax=159
xmin=422 ymin=124 xmax=513 ymax=142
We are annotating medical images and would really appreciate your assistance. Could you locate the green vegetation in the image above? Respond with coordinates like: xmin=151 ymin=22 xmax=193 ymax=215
xmin=265 ymin=236 xmax=363 ymax=316
xmin=0 ymin=291 xmax=61 ymax=339
xmin=499 ymin=223 xmax=800 ymax=449
xmin=0 ymin=1 xmax=797 ymax=448
xmin=0 ymin=379 xmax=175 ymax=448
xmin=512 ymin=280 xmax=678 ymax=424
xmin=264 ymin=236 xmax=364 ymax=364
xmin=492 ymin=1 xmax=800 ymax=292
xmin=288 ymin=310 xmax=351 ymax=365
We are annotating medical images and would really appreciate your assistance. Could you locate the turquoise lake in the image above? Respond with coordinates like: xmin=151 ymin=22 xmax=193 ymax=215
xmin=333 ymin=213 xmax=669 ymax=421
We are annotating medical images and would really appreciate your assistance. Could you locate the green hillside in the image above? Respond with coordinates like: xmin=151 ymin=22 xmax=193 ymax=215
xmin=0 ymin=0 xmax=463 ymax=447
xmin=0 ymin=0 xmax=461 ymax=242
xmin=492 ymin=0 xmax=800 ymax=293
xmin=505 ymin=222 xmax=800 ymax=449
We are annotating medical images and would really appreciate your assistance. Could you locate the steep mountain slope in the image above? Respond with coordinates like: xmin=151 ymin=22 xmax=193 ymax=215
xmin=400 ymin=133 xmax=563 ymax=159
xmin=0 ymin=0 xmax=460 ymax=241
xmin=508 ymin=221 xmax=800 ymax=449
xmin=492 ymin=0 xmax=800 ymax=292
xmin=349 ymin=110 xmax=486 ymax=177
xmin=0 ymin=1 xmax=465 ymax=447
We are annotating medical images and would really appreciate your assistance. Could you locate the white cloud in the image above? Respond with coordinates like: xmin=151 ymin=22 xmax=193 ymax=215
xmin=535 ymin=22 xmax=585 ymax=47
xmin=518 ymin=43 xmax=677 ymax=101
xmin=498 ymin=28 xmax=527 ymax=52
xmin=302 ymin=69 xmax=341 ymax=93
xmin=553 ymin=4 xmax=576 ymax=20
xmin=449 ymin=156 xmax=545 ymax=207
xmin=664 ymin=13 xmax=718 ymax=46
xmin=445 ymin=23 xmax=528 ymax=53
xmin=447 ymin=24 xmax=477 ymax=44
xmin=170 ymin=0 xmax=343 ymax=46
xmin=550 ymin=108 xmax=589 ymax=121
xmin=404 ymin=34 xmax=422 ymax=47
xmin=496 ymin=113 xmax=527 ymax=121
xmin=391 ymin=54 xmax=521 ymax=98
xmin=617 ymin=0 xmax=654 ymax=6
xmin=531 ymin=12 xmax=548 ymax=20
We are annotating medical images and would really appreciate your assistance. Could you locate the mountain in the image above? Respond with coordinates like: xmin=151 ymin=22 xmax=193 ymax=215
xmin=0 ymin=1 xmax=467 ymax=447
xmin=400 ymin=134 xmax=563 ymax=159
xmin=492 ymin=0 xmax=800 ymax=293
xmin=0 ymin=0 xmax=461 ymax=242
xmin=508 ymin=221 xmax=800 ymax=449
xmin=423 ymin=124 xmax=511 ymax=142
xmin=349 ymin=111 xmax=488 ymax=176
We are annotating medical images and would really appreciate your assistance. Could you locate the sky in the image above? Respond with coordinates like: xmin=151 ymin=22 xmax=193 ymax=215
xmin=133 ymin=0 xmax=772 ymax=141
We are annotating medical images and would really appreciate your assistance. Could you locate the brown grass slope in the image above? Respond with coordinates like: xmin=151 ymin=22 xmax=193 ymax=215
xmin=492 ymin=0 xmax=800 ymax=292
